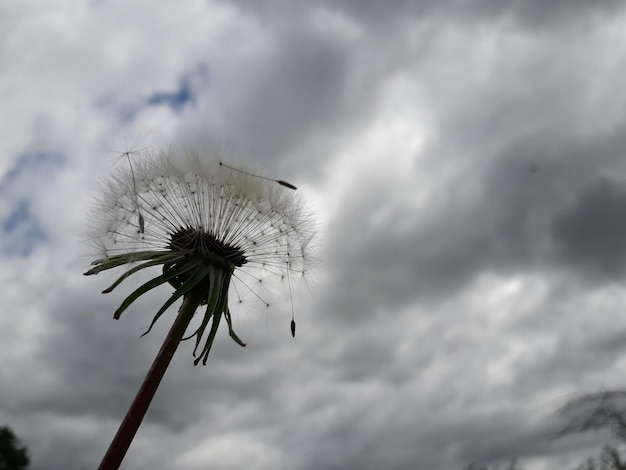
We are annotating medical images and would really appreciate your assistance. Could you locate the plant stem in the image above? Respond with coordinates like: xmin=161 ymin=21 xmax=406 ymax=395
xmin=98 ymin=292 xmax=203 ymax=470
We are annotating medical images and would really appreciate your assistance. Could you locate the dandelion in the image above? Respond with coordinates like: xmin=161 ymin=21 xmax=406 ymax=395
xmin=85 ymin=145 xmax=315 ymax=469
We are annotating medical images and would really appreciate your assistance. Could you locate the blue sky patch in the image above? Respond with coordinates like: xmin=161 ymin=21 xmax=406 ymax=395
xmin=1 ymin=199 xmax=47 ymax=256
xmin=0 ymin=150 xmax=63 ymax=257
xmin=0 ymin=150 xmax=65 ymax=194
xmin=145 ymin=76 xmax=195 ymax=112
xmin=95 ymin=65 xmax=207 ymax=122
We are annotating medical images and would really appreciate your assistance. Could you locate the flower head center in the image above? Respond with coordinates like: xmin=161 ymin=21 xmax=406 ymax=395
xmin=168 ymin=227 xmax=247 ymax=268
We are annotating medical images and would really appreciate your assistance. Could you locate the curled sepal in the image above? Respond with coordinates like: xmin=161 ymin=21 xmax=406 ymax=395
xmin=113 ymin=261 xmax=199 ymax=320
xmin=188 ymin=265 xmax=240 ymax=366
xmin=194 ymin=310 xmax=223 ymax=366
xmin=185 ymin=272 xmax=223 ymax=352
xmin=102 ymin=253 xmax=186 ymax=294
xmin=140 ymin=264 xmax=212 ymax=337
xmin=224 ymin=309 xmax=246 ymax=347
xmin=188 ymin=266 xmax=228 ymax=363
xmin=84 ymin=250 xmax=169 ymax=276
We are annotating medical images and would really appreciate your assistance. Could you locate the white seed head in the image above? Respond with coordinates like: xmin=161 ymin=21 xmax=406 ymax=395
xmin=88 ymin=145 xmax=316 ymax=312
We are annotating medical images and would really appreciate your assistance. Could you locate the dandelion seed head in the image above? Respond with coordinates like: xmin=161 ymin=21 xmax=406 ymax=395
xmin=86 ymin=145 xmax=316 ymax=364
xmin=93 ymin=149 xmax=311 ymax=270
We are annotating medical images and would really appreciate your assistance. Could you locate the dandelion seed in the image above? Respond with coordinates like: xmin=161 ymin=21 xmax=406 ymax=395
xmin=137 ymin=212 xmax=145 ymax=234
xmin=122 ymin=150 xmax=146 ymax=234
xmin=219 ymin=161 xmax=298 ymax=190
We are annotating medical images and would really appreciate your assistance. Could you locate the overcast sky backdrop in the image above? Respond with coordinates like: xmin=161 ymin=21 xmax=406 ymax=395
xmin=3 ymin=1 xmax=626 ymax=469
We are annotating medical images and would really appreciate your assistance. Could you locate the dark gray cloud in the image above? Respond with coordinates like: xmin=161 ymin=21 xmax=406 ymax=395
xmin=225 ymin=29 xmax=351 ymax=168
xmin=326 ymin=0 xmax=624 ymax=30
xmin=318 ymin=2 xmax=626 ymax=320
xmin=553 ymin=177 xmax=626 ymax=280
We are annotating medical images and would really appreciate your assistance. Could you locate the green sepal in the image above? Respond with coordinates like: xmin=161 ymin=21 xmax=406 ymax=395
xmin=189 ymin=267 xmax=225 ymax=356
xmin=224 ymin=309 xmax=246 ymax=347
xmin=140 ymin=264 xmax=212 ymax=337
xmin=182 ymin=303 xmax=214 ymax=344
xmin=101 ymin=253 xmax=185 ymax=293
xmin=85 ymin=250 xmax=169 ymax=275
xmin=113 ymin=261 xmax=198 ymax=319
xmin=194 ymin=310 xmax=223 ymax=366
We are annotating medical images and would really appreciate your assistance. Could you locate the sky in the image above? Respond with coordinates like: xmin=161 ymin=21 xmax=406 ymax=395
xmin=2 ymin=1 xmax=626 ymax=469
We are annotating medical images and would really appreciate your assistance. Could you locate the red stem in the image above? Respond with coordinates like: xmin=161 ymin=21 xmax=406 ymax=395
xmin=98 ymin=293 xmax=202 ymax=470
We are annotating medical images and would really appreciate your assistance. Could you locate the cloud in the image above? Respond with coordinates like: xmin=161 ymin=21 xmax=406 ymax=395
xmin=553 ymin=177 xmax=626 ymax=279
